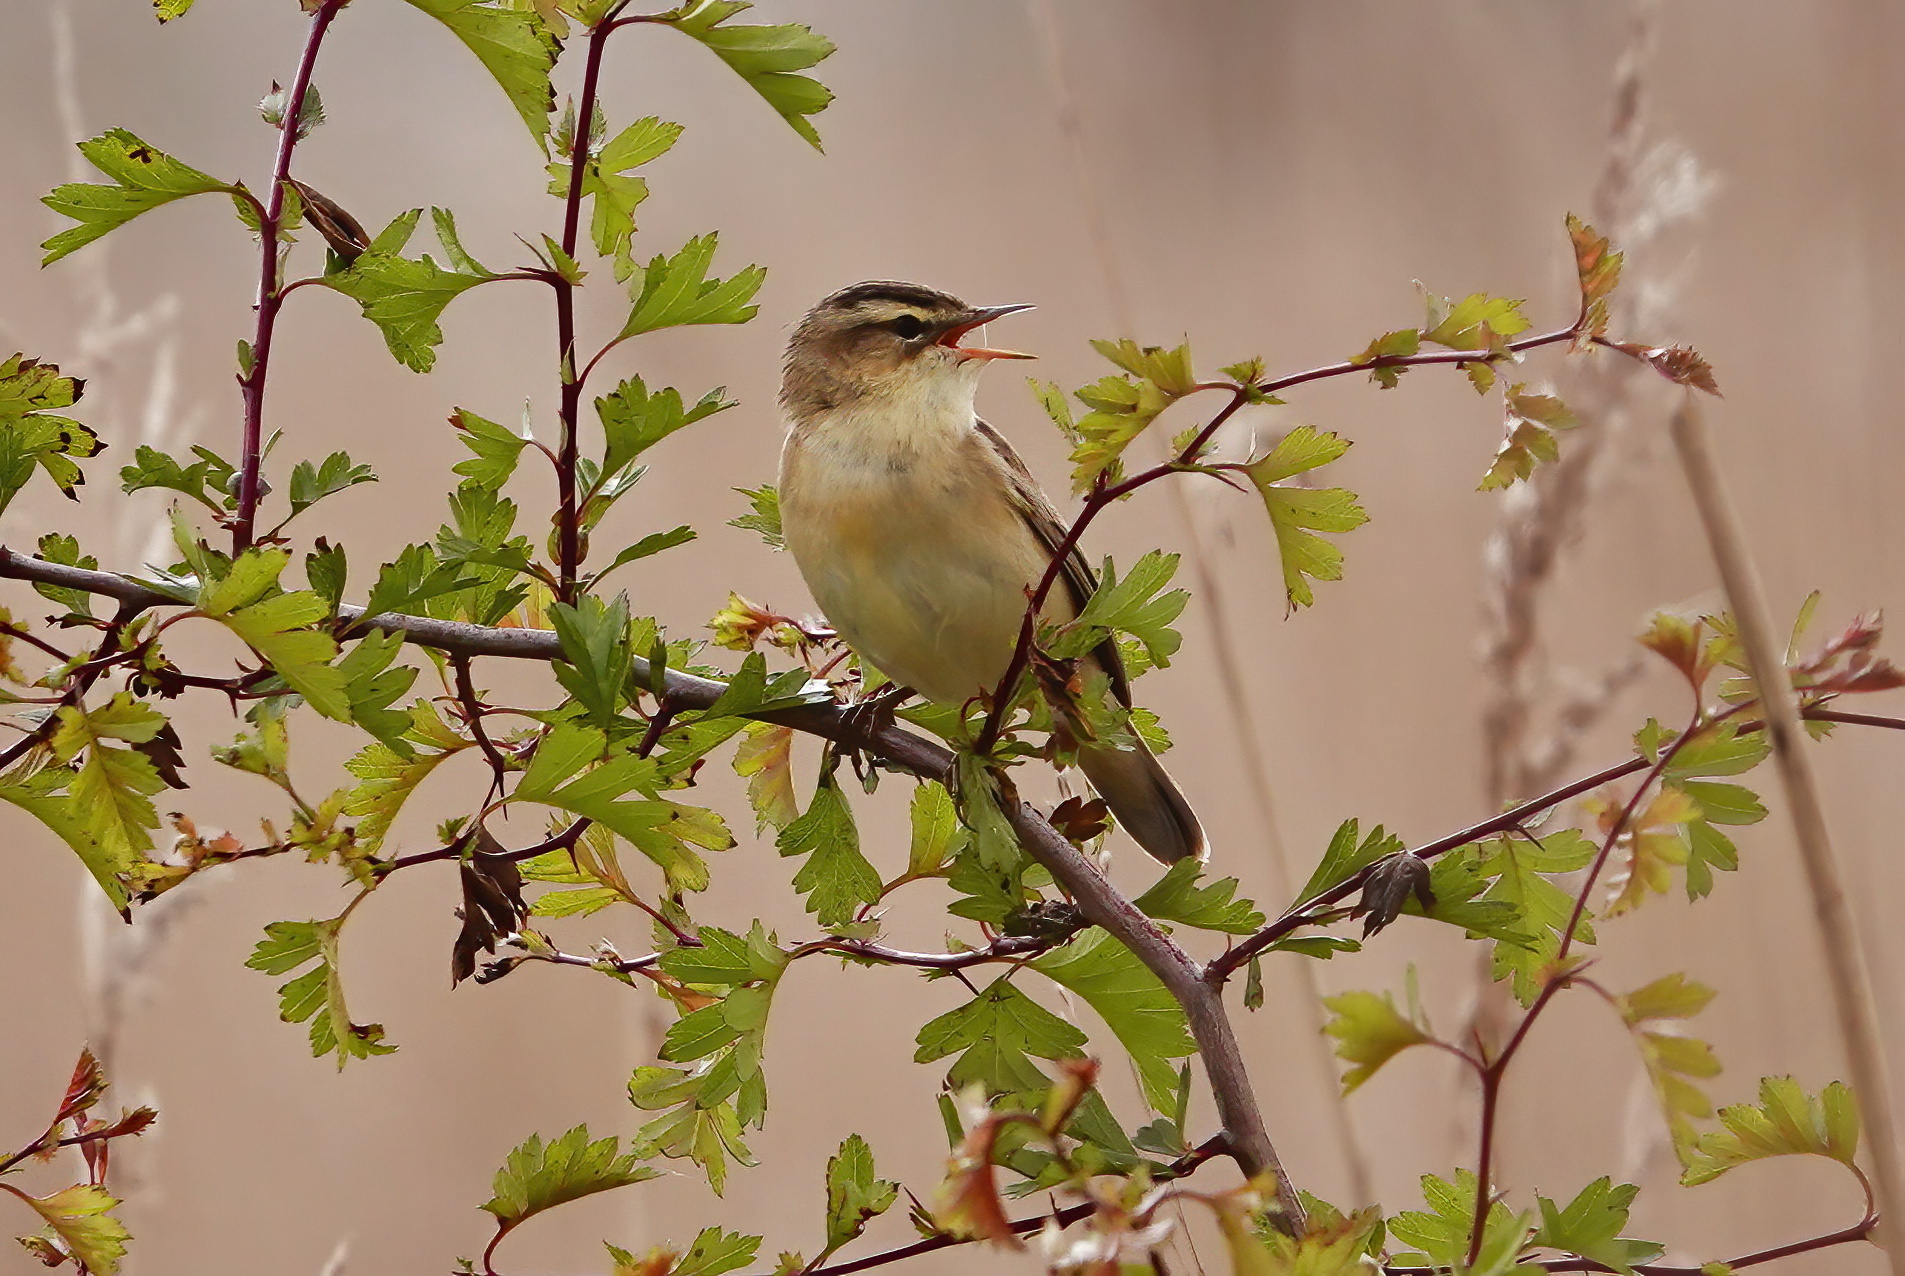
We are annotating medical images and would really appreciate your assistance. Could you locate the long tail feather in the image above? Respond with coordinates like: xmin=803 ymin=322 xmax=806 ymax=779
xmin=1077 ymin=740 xmax=1206 ymax=864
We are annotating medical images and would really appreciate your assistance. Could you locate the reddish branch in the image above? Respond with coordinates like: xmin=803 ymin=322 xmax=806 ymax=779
xmin=548 ymin=18 xmax=616 ymax=603
xmin=232 ymin=0 xmax=345 ymax=554
xmin=973 ymin=322 xmax=1584 ymax=754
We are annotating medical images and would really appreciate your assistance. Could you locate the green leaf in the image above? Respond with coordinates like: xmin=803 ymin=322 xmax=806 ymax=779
xmin=1347 ymin=328 xmax=1420 ymax=389
xmin=1684 ymin=818 xmax=1741 ymax=901
xmin=702 ymin=652 xmax=831 ymax=719
xmin=660 ymin=922 xmax=787 ymax=988
xmin=401 ymin=0 xmax=557 ymax=144
xmin=631 ymin=1228 xmax=762 ymax=1276
xmin=1321 ymin=989 xmax=1431 ymax=1093
xmin=1089 ymin=339 xmax=1197 ymax=394
xmin=914 ymin=977 xmax=1086 ymax=1097
xmin=1531 ymin=1178 xmax=1663 ymax=1274
xmin=1421 ymin=290 xmax=1531 ymax=352
xmin=1066 ymin=369 xmax=1179 ymax=494
xmin=1567 ymin=214 xmax=1624 ymax=341
xmin=287 ymin=450 xmax=376 ymax=518
xmin=905 ymin=780 xmax=963 ymax=878
xmin=1663 ymin=722 xmax=1771 ymax=778
xmin=1243 ymin=426 xmax=1369 ymax=609
xmin=120 ymin=442 xmax=236 ymax=512
xmin=1132 ymin=859 xmax=1264 ymax=934
xmin=429 ymin=486 xmax=533 ymax=624
xmin=1617 ymin=974 xmax=1723 ymax=1165
xmin=305 ymin=540 xmax=347 ymax=614
xmin=341 ymin=702 xmax=468 ymax=850
xmin=449 ymin=408 xmax=528 ymax=489
xmin=483 ymin=1125 xmax=658 ymax=1234
xmin=1028 ymin=378 xmax=1078 ymax=442
xmin=0 ymin=354 xmax=102 ymax=516
xmin=154 ymin=0 xmax=194 ymax=19
xmin=1048 ymin=551 xmax=1187 ymax=668
xmin=596 ymin=375 xmax=733 ymax=478
xmin=336 ymin=628 xmax=422 ymax=753
xmin=1603 ymin=786 xmax=1700 ymax=917
xmin=1033 ymin=927 xmax=1194 ymax=1112
xmin=29 ymin=532 xmax=99 ymax=618
xmin=327 ymin=209 xmax=497 ymax=372
xmin=824 ymin=1134 xmax=898 ymax=1253
xmin=628 ymin=1071 xmax=755 ymax=1196
xmin=1471 ymin=829 xmax=1598 ymax=1005
xmin=515 ymin=725 xmax=708 ymax=884
xmin=41 ymin=129 xmax=241 ymax=264
xmin=1619 ymin=974 xmax=1716 ymax=1029
xmin=552 ymin=116 xmax=683 ymax=274
xmin=618 ymin=233 xmax=765 ymax=340
xmin=733 ymin=723 xmax=799 ymax=832
xmin=1681 ymin=1078 xmax=1862 ymax=1186
xmin=0 ymin=765 xmax=131 ymax=911
xmin=1296 ymin=819 xmax=1405 ymax=905
xmin=1679 ymin=780 xmax=1767 ymax=826
xmin=49 ymin=692 xmax=169 ymax=865
xmin=550 ymin=593 xmax=635 ymax=725
xmin=210 ymin=576 xmax=352 ymax=722
xmin=657 ymin=1 xmax=836 ymax=149
xmin=362 ymin=542 xmax=479 ymax=618
xmin=1480 ymin=384 xmax=1580 ymax=491
xmin=1387 ymin=1170 xmax=1535 ymax=1274
xmin=729 ymin=484 xmax=783 ymax=550
xmin=245 ymin=916 xmax=396 ymax=1068
xmin=16 ymin=1183 xmax=131 ymax=1276
xmin=777 ymin=773 xmax=879 ymax=926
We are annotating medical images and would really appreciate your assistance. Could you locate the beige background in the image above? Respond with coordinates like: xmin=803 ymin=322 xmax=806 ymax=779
xmin=1 ymin=1 xmax=1902 ymax=1273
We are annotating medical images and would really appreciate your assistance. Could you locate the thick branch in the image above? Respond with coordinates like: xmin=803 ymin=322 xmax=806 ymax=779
xmin=0 ymin=547 xmax=1300 ymax=1225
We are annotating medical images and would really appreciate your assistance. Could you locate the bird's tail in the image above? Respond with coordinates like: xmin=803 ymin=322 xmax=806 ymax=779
xmin=1077 ymin=739 xmax=1206 ymax=864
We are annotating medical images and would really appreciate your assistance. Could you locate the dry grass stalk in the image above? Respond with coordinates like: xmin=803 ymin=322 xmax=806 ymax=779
xmin=1669 ymin=397 xmax=1905 ymax=1274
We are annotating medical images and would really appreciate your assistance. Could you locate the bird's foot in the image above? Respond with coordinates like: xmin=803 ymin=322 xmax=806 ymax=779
xmin=838 ymin=682 xmax=916 ymax=745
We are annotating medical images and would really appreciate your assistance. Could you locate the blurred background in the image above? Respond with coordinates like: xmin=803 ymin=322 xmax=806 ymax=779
xmin=1 ymin=1 xmax=1902 ymax=1272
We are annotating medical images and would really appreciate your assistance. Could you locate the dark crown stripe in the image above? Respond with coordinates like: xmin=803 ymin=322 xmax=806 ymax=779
xmin=820 ymin=280 xmax=961 ymax=312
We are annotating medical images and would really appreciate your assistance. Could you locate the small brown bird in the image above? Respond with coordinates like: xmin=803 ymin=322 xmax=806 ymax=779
xmin=777 ymin=281 xmax=1204 ymax=863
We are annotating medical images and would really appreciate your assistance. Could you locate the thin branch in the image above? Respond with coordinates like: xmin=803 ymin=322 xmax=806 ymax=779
xmin=549 ymin=15 xmax=621 ymax=602
xmin=530 ymin=931 xmax=1063 ymax=979
xmin=232 ymin=0 xmax=345 ymax=553
xmin=1669 ymin=397 xmax=1905 ymax=1273
xmin=0 ymin=622 xmax=75 ymax=664
xmin=1261 ymin=328 xmax=1578 ymax=398
xmin=1207 ymin=752 xmax=1650 ymax=983
xmin=0 ymin=599 xmax=142 ymax=776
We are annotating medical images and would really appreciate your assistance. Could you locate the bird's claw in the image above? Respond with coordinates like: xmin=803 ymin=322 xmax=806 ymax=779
xmin=838 ymin=682 xmax=915 ymax=745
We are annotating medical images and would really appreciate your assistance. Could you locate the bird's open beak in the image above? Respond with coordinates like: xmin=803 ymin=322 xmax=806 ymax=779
xmin=937 ymin=303 xmax=1036 ymax=361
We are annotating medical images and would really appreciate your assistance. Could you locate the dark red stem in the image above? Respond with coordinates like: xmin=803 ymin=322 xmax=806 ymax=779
xmin=232 ymin=0 xmax=344 ymax=555
xmin=551 ymin=19 xmax=618 ymax=603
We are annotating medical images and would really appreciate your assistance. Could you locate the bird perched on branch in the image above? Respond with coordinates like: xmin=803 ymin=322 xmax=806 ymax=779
xmin=778 ymin=281 xmax=1204 ymax=864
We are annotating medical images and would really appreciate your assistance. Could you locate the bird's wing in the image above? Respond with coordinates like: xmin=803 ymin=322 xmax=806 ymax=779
xmin=974 ymin=417 xmax=1133 ymax=707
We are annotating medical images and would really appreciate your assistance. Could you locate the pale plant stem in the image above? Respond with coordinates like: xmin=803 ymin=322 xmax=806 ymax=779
xmin=1026 ymin=0 xmax=1375 ymax=1204
xmin=1669 ymin=396 xmax=1905 ymax=1273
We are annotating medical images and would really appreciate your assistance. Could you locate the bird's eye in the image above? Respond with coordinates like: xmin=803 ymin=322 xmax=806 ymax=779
xmin=889 ymin=314 xmax=926 ymax=340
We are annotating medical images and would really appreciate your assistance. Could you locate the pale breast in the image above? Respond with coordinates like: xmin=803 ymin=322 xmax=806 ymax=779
xmin=781 ymin=416 xmax=1057 ymax=706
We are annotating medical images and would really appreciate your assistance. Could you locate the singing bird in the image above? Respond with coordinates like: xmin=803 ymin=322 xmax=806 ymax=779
xmin=777 ymin=281 xmax=1205 ymax=864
